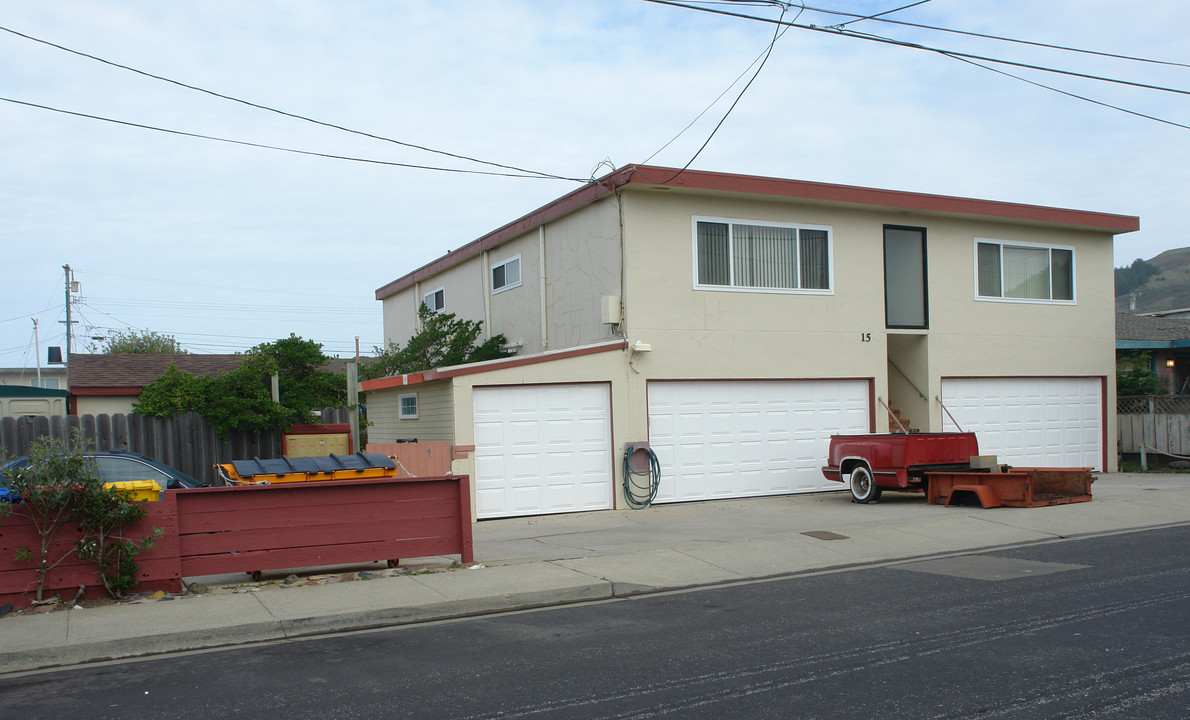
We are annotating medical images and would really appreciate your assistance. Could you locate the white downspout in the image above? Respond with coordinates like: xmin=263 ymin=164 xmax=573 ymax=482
xmin=539 ymin=226 xmax=548 ymax=350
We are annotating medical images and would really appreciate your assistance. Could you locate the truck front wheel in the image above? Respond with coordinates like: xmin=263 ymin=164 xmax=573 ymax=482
xmin=849 ymin=466 xmax=882 ymax=504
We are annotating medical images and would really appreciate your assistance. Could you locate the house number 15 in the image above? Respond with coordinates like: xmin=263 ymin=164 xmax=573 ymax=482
xmin=860 ymin=333 xmax=871 ymax=342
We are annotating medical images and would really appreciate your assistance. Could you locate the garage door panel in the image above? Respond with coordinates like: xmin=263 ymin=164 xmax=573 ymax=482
xmin=473 ymin=385 xmax=613 ymax=519
xmin=941 ymin=377 xmax=1101 ymax=471
xmin=649 ymin=380 xmax=869 ymax=503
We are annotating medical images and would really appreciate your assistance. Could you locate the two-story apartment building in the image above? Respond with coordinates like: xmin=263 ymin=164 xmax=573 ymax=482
xmin=363 ymin=165 xmax=1138 ymax=519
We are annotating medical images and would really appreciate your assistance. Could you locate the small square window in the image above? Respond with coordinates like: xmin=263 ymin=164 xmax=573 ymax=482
xmin=423 ymin=287 xmax=445 ymax=313
xmin=398 ymin=393 xmax=418 ymax=420
xmin=492 ymin=256 xmax=522 ymax=294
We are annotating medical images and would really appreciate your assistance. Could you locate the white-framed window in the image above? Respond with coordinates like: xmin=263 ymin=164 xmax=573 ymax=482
xmin=692 ymin=216 xmax=833 ymax=293
xmin=398 ymin=393 xmax=419 ymax=420
xmin=423 ymin=287 xmax=445 ymax=313
xmin=975 ymin=239 xmax=1075 ymax=303
xmin=491 ymin=255 xmax=522 ymax=294
xmin=28 ymin=378 xmax=60 ymax=389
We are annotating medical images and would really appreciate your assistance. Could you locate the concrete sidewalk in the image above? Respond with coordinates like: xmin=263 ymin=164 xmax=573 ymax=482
xmin=2 ymin=473 xmax=1187 ymax=675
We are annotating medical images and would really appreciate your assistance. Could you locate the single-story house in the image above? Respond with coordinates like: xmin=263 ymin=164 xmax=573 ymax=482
xmin=364 ymin=165 xmax=1138 ymax=519
xmin=67 ymin=354 xmax=243 ymax=415
xmin=0 ymin=366 xmax=71 ymax=418
xmin=1116 ymin=312 xmax=1190 ymax=395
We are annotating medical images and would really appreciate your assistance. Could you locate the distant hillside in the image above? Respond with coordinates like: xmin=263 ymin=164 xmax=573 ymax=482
xmin=1115 ymin=247 xmax=1190 ymax=314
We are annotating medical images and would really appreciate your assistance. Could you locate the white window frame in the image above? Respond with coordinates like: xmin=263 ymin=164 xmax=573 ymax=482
xmin=491 ymin=255 xmax=522 ymax=295
xmin=398 ymin=393 xmax=419 ymax=420
xmin=691 ymin=215 xmax=834 ymax=295
xmin=423 ymin=286 xmax=445 ymax=313
xmin=973 ymin=238 xmax=1076 ymax=305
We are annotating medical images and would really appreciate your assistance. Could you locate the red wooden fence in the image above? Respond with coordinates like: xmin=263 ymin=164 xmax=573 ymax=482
xmin=0 ymin=475 xmax=473 ymax=610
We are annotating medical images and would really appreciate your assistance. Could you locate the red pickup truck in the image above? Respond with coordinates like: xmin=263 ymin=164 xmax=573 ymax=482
xmin=821 ymin=432 xmax=980 ymax=503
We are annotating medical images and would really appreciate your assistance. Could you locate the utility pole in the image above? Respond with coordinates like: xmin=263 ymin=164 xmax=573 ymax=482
xmin=33 ymin=318 xmax=42 ymax=385
xmin=61 ymin=264 xmax=79 ymax=359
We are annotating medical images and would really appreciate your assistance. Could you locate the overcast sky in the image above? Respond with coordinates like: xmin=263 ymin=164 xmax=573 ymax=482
xmin=2 ymin=1 xmax=1187 ymax=367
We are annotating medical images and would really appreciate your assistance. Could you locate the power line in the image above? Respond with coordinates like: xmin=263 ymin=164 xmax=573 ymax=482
xmin=0 ymin=24 xmax=580 ymax=183
xmin=791 ymin=2 xmax=1190 ymax=69
xmin=644 ymin=0 xmax=1190 ymax=126
xmin=650 ymin=3 xmax=792 ymax=184
xmin=0 ymin=95 xmax=582 ymax=179
xmin=831 ymin=0 xmax=935 ymax=29
xmin=644 ymin=1 xmax=1190 ymax=97
xmin=644 ymin=6 xmax=797 ymax=165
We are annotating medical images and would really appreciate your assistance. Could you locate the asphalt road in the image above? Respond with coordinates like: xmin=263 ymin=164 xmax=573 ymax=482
xmin=2 ymin=525 xmax=1187 ymax=720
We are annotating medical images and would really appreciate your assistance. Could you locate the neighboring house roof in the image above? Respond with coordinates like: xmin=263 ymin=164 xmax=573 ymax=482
xmin=68 ymin=354 xmax=244 ymax=392
xmin=1137 ymin=307 xmax=1190 ymax=318
xmin=375 ymin=164 xmax=1141 ymax=301
xmin=1116 ymin=313 xmax=1190 ymax=349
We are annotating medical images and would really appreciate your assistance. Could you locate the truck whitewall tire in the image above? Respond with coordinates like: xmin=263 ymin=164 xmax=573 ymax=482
xmin=849 ymin=465 xmax=882 ymax=504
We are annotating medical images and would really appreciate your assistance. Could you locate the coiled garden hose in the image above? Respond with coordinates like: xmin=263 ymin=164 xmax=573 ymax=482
xmin=622 ymin=446 xmax=661 ymax=509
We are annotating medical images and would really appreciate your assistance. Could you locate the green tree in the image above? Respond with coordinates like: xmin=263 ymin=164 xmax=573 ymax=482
xmin=0 ymin=435 xmax=98 ymax=601
xmin=1 ymin=434 xmax=161 ymax=602
xmin=249 ymin=334 xmax=347 ymax=425
xmin=362 ymin=304 xmax=509 ymax=380
xmin=134 ymin=334 xmax=344 ymax=435
xmin=1117 ymin=351 xmax=1162 ymax=396
xmin=131 ymin=363 xmax=207 ymax=417
xmin=102 ymin=329 xmax=186 ymax=354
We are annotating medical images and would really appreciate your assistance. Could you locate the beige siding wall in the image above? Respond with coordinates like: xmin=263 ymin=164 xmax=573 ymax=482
xmin=366 ymin=381 xmax=454 ymax=444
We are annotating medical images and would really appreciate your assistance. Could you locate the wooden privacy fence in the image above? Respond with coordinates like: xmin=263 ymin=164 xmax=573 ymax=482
xmin=1117 ymin=395 xmax=1190 ymax=455
xmin=0 ymin=407 xmax=351 ymax=486
xmin=367 ymin=441 xmax=453 ymax=477
xmin=0 ymin=475 xmax=473 ymax=610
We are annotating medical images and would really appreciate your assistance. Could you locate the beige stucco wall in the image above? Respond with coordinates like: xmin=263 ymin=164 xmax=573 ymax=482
xmin=377 ymin=185 xmax=1124 ymax=482
xmin=541 ymin=197 xmax=623 ymax=350
xmin=76 ymin=395 xmax=137 ymax=416
xmin=616 ymin=188 xmax=1119 ymax=468
xmin=366 ymin=380 xmax=454 ymax=444
xmin=380 ymin=196 xmax=623 ymax=356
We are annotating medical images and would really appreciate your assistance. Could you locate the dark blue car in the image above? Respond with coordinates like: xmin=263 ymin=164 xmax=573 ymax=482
xmin=1 ymin=450 xmax=205 ymax=501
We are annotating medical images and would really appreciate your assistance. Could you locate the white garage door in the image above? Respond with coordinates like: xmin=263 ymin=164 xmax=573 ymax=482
xmin=647 ymin=380 xmax=870 ymax=503
xmin=473 ymin=384 xmax=613 ymax=519
xmin=940 ymin=377 xmax=1102 ymax=470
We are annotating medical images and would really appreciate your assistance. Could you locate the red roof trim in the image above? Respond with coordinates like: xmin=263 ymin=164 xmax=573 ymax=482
xmin=359 ymin=341 xmax=627 ymax=392
xmin=374 ymin=165 xmax=1140 ymax=300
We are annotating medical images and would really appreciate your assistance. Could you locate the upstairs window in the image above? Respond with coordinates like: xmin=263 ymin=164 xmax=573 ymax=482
xmin=694 ymin=217 xmax=832 ymax=292
xmin=976 ymin=240 xmax=1074 ymax=302
xmin=492 ymin=255 xmax=522 ymax=294
xmin=423 ymin=287 xmax=445 ymax=312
